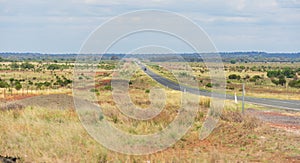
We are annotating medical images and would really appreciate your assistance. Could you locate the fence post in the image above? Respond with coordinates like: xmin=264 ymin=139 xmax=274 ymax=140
xmin=242 ymin=83 xmax=245 ymax=114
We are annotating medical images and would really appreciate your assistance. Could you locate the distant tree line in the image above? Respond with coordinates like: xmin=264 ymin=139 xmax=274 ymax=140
xmin=267 ymin=67 xmax=296 ymax=79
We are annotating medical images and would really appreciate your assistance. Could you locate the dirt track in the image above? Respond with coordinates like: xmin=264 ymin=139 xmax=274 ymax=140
xmin=246 ymin=108 xmax=300 ymax=131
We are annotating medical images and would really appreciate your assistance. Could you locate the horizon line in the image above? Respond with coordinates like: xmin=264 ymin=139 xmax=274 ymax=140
xmin=1 ymin=51 xmax=300 ymax=55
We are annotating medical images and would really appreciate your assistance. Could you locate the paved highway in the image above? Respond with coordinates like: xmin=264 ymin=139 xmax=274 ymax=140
xmin=138 ymin=63 xmax=300 ymax=111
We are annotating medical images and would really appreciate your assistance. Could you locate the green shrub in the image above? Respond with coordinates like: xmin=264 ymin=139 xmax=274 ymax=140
xmin=249 ymin=75 xmax=261 ymax=82
xmin=228 ymin=74 xmax=241 ymax=80
xmin=104 ymin=85 xmax=112 ymax=91
xmin=271 ymin=79 xmax=279 ymax=85
xmin=267 ymin=68 xmax=295 ymax=79
xmin=230 ymin=60 xmax=237 ymax=64
xmin=47 ymin=64 xmax=60 ymax=70
xmin=289 ymin=80 xmax=300 ymax=88
xmin=282 ymin=67 xmax=295 ymax=78
xmin=226 ymin=86 xmax=235 ymax=90
xmin=278 ymin=75 xmax=286 ymax=86
xmin=98 ymin=64 xmax=116 ymax=70
xmin=0 ymin=80 xmax=9 ymax=88
xmin=20 ymin=62 xmax=34 ymax=69
xmin=90 ymin=88 xmax=98 ymax=92
xmin=15 ymin=82 xmax=22 ymax=90
xmin=206 ymin=83 xmax=212 ymax=88
xmin=267 ymin=70 xmax=281 ymax=78
xmin=10 ymin=62 xmax=19 ymax=69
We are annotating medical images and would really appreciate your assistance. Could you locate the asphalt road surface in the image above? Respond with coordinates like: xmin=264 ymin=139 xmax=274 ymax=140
xmin=138 ymin=63 xmax=300 ymax=111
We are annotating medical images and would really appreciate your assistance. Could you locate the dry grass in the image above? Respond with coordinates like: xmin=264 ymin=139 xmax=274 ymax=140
xmin=0 ymin=105 xmax=299 ymax=162
xmin=0 ymin=107 xmax=109 ymax=162
xmin=1 ymin=61 xmax=300 ymax=162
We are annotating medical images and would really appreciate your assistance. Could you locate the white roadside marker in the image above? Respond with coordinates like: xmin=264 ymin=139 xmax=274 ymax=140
xmin=235 ymin=92 xmax=238 ymax=104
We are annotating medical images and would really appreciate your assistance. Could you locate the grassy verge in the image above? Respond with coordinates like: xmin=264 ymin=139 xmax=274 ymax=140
xmin=0 ymin=104 xmax=299 ymax=162
xmin=0 ymin=107 xmax=108 ymax=162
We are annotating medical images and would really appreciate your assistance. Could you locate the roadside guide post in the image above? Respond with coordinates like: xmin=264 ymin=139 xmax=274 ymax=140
xmin=242 ymin=83 xmax=245 ymax=114
xmin=234 ymin=92 xmax=238 ymax=104
xmin=234 ymin=92 xmax=238 ymax=111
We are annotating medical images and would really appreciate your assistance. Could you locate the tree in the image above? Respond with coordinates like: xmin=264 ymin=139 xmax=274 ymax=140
xmin=15 ymin=82 xmax=22 ymax=90
xmin=278 ymin=75 xmax=286 ymax=86
xmin=20 ymin=62 xmax=34 ymax=70
xmin=9 ymin=78 xmax=14 ymax=85
xmin=111 ymin=56 xmax=119 ymax=60
xmin=47 ymin=64 xmax=60 ymax=70
xmin=230 ymin=60 xmax=237 ymax=64
xmin=282 ymin=67 xmax=295 ymax=78
xmin=267 ymin=70 xmax=281 ymax=78
xmin=0 ymin=80 xmax=9 ymax=88
xmin=10 ymin=63 xmax=19 ymax=69
xmin=267 ymin=68 xmax=295 ymax=79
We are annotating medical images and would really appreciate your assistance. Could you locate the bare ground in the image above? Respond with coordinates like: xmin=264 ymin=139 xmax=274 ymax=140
xmin=246 ymin=108 xmax=300 ymax=132
xmin=0 ymin=94 xmax=75 ymax=110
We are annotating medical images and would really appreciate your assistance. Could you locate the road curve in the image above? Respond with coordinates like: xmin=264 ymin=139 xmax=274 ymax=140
xmin=138 ymin=63 xmax=300 ymax=111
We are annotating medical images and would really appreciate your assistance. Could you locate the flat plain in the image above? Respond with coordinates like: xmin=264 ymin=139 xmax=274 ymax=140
xmin=0 ymin=59 xmax=299 ymax=162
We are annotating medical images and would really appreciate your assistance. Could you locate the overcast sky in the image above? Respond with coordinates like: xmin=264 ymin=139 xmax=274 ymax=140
xmin=0 ymin=0 xmax=299 ymax=53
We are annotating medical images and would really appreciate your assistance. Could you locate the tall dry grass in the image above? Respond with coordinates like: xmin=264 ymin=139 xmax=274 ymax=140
xmin=0 ymin=107 xmax=108 ymax=162
xmin=1 ymin=105 xmax=299 ymax=162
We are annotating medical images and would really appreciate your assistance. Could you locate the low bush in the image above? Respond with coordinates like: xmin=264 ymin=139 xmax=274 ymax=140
xmin=228 ymin=74 xmax=241 ymax=80
xmin=289 ymin=80 xmax=300 ymax=88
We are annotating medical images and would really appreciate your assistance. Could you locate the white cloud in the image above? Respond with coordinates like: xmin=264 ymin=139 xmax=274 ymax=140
xmin=277 ymin=0 xmax=300 ymax=8
xmin=0 ymin=0 xmax=299 ymax=53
